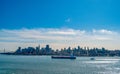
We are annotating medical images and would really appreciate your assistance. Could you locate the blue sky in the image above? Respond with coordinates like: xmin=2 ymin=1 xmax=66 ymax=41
xmin=1 ymin=0 xmax=120 ymax=30
xmin=0 ymin=0 xmax=120 ymax=51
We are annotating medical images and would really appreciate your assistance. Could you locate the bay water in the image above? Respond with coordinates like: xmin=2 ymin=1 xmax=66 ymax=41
xmin=0 ymin=55 xmax=120 ymax=74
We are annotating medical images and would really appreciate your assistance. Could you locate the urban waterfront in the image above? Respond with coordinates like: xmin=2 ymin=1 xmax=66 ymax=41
xmin=0 ymin=55 xmax=120 ymax=74
xmin=1 ymin=0 xmax=120 ymax=74
xmin=3 ymin=45 xmax=120 ymax=57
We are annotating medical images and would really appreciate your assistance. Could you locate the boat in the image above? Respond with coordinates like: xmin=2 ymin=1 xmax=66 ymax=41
xmin=51 ymin=51 xmax=76 ymax=59
xmin=51 ymin=55 xmax=76 ymax=59
xmin=90 ymin=57 xmax=95 ymax=60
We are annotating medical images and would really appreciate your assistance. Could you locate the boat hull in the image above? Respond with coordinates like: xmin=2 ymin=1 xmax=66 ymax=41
xmin=51 ymin=56 xmax=76 ymax=59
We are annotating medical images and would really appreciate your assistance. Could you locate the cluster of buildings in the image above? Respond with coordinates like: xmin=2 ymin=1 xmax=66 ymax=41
xmin=13 ymin=45 xmax=120 ymax=56
xmin=15 ymin=45 xmax=53 ymax=55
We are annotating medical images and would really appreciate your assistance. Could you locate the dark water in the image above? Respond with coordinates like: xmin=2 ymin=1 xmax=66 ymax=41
xmin=0 ymin=55 xmax=120 ymax=74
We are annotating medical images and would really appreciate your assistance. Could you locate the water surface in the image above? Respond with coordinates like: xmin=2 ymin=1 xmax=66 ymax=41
xmin=0 ymin=55 xmax=120 ymax=74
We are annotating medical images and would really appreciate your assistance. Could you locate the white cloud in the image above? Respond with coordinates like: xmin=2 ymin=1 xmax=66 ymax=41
xmin=47 ymin=29 xmax=85 ymax=35
xmin=0 ymin=28 xmax=86 ymax=40
xmin=0 ymin=28 xmax=120 ymax=51
xmin=92 ymin=29 xmax=118 ymax=41
xmin=65 ymin=18 xmax=71 ymax=22
xmin=93 ymin=29 xmax=117 ymax=35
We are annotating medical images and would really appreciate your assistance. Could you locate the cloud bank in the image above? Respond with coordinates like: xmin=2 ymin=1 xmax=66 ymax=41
xmin=0 ymin=28 xmax=120 ymax=51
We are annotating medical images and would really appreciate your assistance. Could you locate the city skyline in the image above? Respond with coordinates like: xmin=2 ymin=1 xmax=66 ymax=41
xmin=0 ymin=0 xmax=120 ymax=51
xmin=3 ymin=44 xmax=120 ymax=57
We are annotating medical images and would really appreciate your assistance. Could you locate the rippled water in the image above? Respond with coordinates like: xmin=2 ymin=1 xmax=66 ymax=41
xmin=0 ymin=55 xmax=120 ymax=74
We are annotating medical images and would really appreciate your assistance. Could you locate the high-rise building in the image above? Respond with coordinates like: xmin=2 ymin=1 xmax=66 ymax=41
xmin=36 ymin=45 xmax=40 ymax=54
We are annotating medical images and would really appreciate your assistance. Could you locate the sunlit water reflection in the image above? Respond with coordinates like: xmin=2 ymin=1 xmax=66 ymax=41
xmin=0 ymin=55 xmax=120 ymax=74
